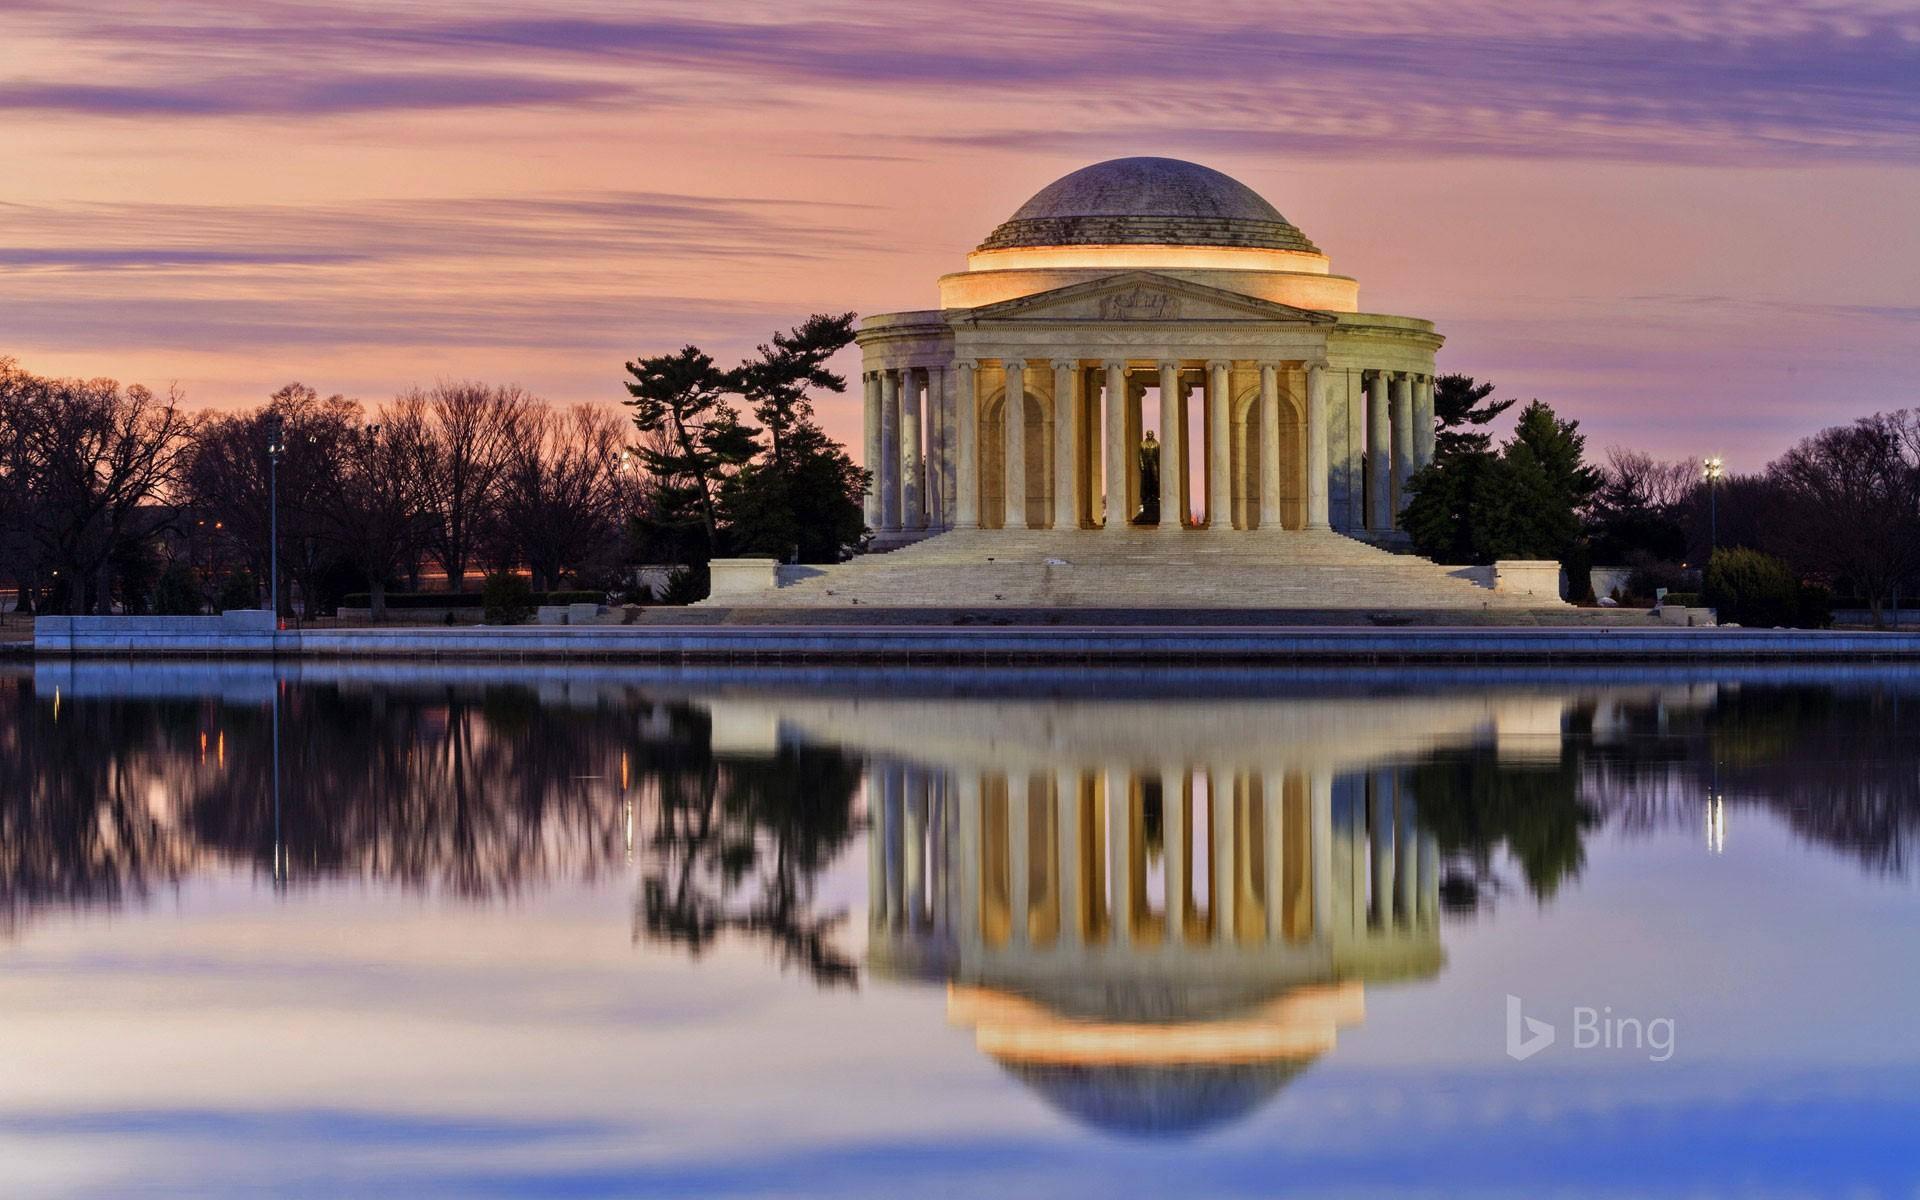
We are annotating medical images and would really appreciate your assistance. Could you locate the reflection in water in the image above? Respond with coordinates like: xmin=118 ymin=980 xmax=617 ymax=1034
xmin=6 ymin=665 xmax=1920 ymax=1142
xmin=0 ymin=670 xmax=862 ymax=983
xmin=867 ymin=761 xmax=1440 ymax=1138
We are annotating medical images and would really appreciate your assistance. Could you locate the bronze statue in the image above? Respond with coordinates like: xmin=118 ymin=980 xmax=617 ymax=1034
xmin=1135 ymin=430 xmax=1161 ymax=525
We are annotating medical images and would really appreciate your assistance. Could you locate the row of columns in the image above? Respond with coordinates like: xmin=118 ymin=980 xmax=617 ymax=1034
xmin=1362 ymin=370 xmax=1437 ymax=531
xmin=865 ymin=360 xmax=1436 ymax=536
xmin=869 ymin=763 xmax=1441 ymax=948
xmin=863 ymin=365 xmax=958 ymax=535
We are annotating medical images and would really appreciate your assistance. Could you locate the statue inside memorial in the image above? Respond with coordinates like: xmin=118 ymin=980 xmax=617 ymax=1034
xmin=1135 ymin=430 xmax=1162 ymax=525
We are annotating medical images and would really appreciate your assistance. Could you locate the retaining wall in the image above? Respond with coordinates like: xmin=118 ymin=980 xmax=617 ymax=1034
xmin=31 ymin=620 xmax=1920 ymax=663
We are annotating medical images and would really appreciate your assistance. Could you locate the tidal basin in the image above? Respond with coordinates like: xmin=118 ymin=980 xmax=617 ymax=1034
xmin=3 ymin=663 xmax=1917 ymax=1197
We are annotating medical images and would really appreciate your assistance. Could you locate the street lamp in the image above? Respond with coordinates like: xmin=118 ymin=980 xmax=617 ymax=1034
xmin=1701 ymin=455 xmax=1725 ymax=553
xmin=265 ymin=413 xmax=285 ymax=618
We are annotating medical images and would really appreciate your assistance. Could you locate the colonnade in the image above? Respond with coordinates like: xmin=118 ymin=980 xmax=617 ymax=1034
xmin=863 ymin=359 xmax=1436 ymax=538
xmin=867 ymin=761 xmax=1441 ymax=952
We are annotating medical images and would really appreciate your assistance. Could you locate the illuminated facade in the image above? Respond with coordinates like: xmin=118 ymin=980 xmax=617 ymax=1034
xmin=858 ymin=157 xmax=1442 ymax=541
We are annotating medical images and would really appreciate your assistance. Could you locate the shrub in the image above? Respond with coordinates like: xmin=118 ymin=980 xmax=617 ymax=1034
xmin=657 ymin=565 xmax=709 ymax=605
xmin=1662 ymin=591 xmax=1701 ymax=608
xmin=151 ymin=560 xmax=205 ymax=615
xmin=481 ymin=572 xmax=536 ymax=625
xmin=1796 ymin=580 xmax=1835 ymax=629
xmin=1624 ymin=557 xmax=1697 ymax=605
xmin=215 ymin=569 xmax=258 ymax=612
xmin=1703 ymin=548 xmax=1801 ymax=627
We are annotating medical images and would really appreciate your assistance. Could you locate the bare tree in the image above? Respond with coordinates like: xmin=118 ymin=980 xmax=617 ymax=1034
xmin=490 ymin=403 xmax=633 ymax=591
xmin=185 ymin=384 xmax=362 ymax=614
xmin=1600 ymin=448 xmax=1697 ymax=512
xmin=410 ymin=381 xmax=530 ymax=592
xmin=312 ymin=401 xmax=429 ymax=620
xmin=4 ymin=363 xmax=197 ymax=613
xmin=1766 ymin=410 xmax=1920 ymax=625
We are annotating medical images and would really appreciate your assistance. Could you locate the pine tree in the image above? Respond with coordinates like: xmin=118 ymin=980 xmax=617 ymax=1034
xmin=623 ymin=345 xmax=756 ymax=555
xmin=1432 ymin=374 xmax=1517 ymax=459
xmin=732 ymin=313 xmax=855 ymax=468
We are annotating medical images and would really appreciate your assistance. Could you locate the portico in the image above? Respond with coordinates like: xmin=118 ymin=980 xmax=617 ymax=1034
xmin=858 ymin=159 xmax=1442 ymax=544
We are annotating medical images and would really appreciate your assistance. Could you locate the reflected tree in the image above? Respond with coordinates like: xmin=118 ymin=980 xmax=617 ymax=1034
xmin=0 ymin=675 xmax=866 ymax=987
xmin=1408 ymin=741 xmax=1600 ymax=910
xmin=633 ymin=703 xmax=862 ymax=987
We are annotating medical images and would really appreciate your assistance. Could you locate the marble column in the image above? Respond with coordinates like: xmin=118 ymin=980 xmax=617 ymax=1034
xmin=1008 ymin=773 xmax=1030 ymax=945
xmin=866 ymin=767 xmax=886 ymax=929
xmin=955 ymin=771 xmax=982 ymax=944
xmin=900 ymin=367 xmax=925 ymax=531
xmin=883 ymin=764 xmax=906 ymax=928
xmin=1163 ymin=768 xmax=1190 ymax=939
xmin=954 ymin=360 xmax=979 ymax=530
xmin=1365 ymin=370 xmax=1390 ymax=531
xmin=1056 ymin=769 xmax=1082 ymax=938
xmin=926 ymin=366 xmax=946 ymax=529
xmin=1052 ymin=359 xmax=1078 ymax=530
xmin=1106 ymin=767 xmax=1133 ymax=941
xmin=1311 ymin=770 xmax=1333 ymax=937
xmin=1418 ymin=833 xmax=1440 ymax=925
xmin=1395 ymin=785 xmax=1416 ymax=927
xmin=1258 ymin=363 xmax=1282 ymax=530
xmin=1262 ymin=771 xmax=1286 ymax=940
xmin=879 ymin=369 xmax=902 ymax=532
xmin=862 ymin=372 xmax=882 ymax=530
xmin=1157 ymin=360 xmax=1184 ymax=530
xmin=1369 ymin=772 xmax=1394 ymax=929
xmin=1391 ymin=371 xmax=1414 ymax=517
xmin=1306 ymin=361 xmax=1330 ymax=530
xmin=1413 ymin=374 xmax=1436 ymax=470
xmin=943 ymin=365 xmax=959 ymax=526
xmin=905 ymin=771 xmax=928 ymax=927
xmin=1211 ymin=771 xmax=1236 ymax=941
xmin=1207 ymin=360 xmax=1232 ymax=530
xmin=1103 ymin=361 xmax=1127 ymax=532
xmin=1004 ymin=359 xmax=1027 ymax=530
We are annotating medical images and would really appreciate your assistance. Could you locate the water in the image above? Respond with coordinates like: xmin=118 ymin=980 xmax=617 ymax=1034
xmin=3 ymin=663 xmax=1917 ymax=1198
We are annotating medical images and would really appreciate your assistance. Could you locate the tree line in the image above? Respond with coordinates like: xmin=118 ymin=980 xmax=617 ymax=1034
xmin=1403 ymin=376 xmax=1920 ymax=625
xmin=1 ymin=314 xmax=869 ymax=618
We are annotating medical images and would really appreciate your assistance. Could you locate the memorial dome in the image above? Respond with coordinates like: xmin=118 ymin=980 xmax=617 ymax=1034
xmin=977 ymin=157 xmax=1320 ymax=254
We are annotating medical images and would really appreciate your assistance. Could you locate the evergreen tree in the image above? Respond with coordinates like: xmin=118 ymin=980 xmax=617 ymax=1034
xmin=732 ymin=313 xmax=855 ymax=467
xmin=1404 ymin=400 xmax=1596 ymax=573
xmin=1509 ymin=400 xmax=1601 ymax=516
xmin=1432 ymin=374 xmax=1517 ymax=459
xmin=623 ymin=346 xmax=756 ymax=555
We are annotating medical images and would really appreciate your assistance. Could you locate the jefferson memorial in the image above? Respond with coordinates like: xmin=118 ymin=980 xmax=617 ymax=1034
xmin=859 ymin=156 xmax=1438 ymax=540
xmin=717 ymin=157 xmax=1559 ymax=611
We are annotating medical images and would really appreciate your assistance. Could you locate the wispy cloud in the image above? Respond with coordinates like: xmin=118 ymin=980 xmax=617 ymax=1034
xmin=24 ymin=1 xmax=1920 ymax=162
xmin=0 ymin=73 xmax=632 ymax=117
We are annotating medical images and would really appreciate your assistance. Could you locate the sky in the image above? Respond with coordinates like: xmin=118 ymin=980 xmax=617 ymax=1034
xmin=4 ymin=0 xmax=1919 ymax=471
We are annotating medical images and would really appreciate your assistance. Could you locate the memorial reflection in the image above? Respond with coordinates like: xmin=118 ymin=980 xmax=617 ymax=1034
xmin=5 ymin=665 xmax=1920 ymax=1007
xmin=853 ymin=702 xmax=1448 ymax=1139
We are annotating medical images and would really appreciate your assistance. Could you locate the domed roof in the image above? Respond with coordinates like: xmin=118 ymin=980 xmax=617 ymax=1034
xmin=978 ymin=157 xmax=1319 ymax=254
xmin=999 ymin=1059 xmax=1314 ymax=1139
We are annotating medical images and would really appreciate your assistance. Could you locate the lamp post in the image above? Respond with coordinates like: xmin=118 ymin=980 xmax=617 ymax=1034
xmin=265 ymin=413 xmax=285 ymax=618
xmin=1701 ymin=455 xmax=1724 ymax=554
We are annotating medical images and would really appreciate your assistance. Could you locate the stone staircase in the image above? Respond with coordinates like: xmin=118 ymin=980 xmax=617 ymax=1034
xmin=713 ymin=529 xmax=1563 ymax=611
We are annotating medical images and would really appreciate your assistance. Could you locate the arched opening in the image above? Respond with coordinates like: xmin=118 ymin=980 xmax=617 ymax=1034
xmin=979 ymin=386 xmax=1053 ymax=530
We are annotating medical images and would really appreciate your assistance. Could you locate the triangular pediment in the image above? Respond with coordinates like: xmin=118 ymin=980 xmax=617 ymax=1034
xmin=961 ymin=271 xmax=1337 ymax=325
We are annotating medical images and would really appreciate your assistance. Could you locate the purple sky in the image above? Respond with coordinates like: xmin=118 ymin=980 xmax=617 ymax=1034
xmin=3 ymin=0 xmax=1918 ymax=469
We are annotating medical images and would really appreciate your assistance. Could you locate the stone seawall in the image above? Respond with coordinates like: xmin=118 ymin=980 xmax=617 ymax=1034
xmin=30 ymin=622 xmax=1920 ymax=663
